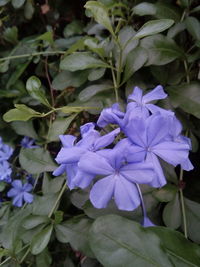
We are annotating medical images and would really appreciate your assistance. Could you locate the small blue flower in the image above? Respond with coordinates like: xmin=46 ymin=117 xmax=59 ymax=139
xmin=7 ymin=180 xmax=33 ymax=207
xmin=0 ymin=161 xmax=12 ymax=183
xmin=78 ymin=145 xmax=155 ymax=211
xmin=53 ymin=123 xmax=120 ymax=189
xmin=21 ymin=137 xmax=38 ymax=148
xmin=0 ymin=138 xmax=13 ymax=162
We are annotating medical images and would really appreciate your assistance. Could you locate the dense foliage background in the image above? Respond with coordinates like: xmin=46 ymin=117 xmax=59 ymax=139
xmin=0 ymin=0 xmax=200 ymax=266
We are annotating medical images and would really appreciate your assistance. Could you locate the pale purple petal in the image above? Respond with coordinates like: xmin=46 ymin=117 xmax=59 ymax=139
xmin=114 ymin=176 xmax=141 ymax=211
xmin=125 ymin=144 xmax=146 ymax=163
xmin=90 ymin=175 xmax=115 ymax=208
xmin=180 ymin=158 xmax=194 ymax=171
xmin=12 ymin=180 xmax=22 ymax=189
xmin=97 ymin=104 xmax=124 ymax=128
xmin=78 ymin=152 xmax=114 ymax=176
xmin=128 ymin=86 xmax=143 ymax=103
xmin=94 ymin=128 xmax=120 ymax=150
xmin=23 ymin=192 xmax=33 ymax=203
xmin=73 ymin=169 xmax=94 ymax=189
xmin=59 ymin=135 xmax=76 ymax=148
xmin=143 ymin=216 xmax=156 ymax=227
xmin=77 ymin=131 xmax=100 ymax=149
xmin=13 ymin=195 xmax=23 ymax=207
xmin=120 ymin=162 xmax=155 ymax=184
xmin=66 ymin=163 xmax=78 ymax=189
xmin=80 ymin=122 xmax=95 ymax=137
xmin=146 ymin=104 xmax=174 ymax=116
xmin=55 ymin=147 xmax=87 ymax=164
xmin=152 ymin=141 xmax=189 ymax=167
xmin=23 ymin=183 xmax=33 ymax=192
xmin=53 ymin=164 xmax=66 ymax=176
xmin=142 ymin=85 xmax=167 ymax=103
xmin=7 ymin=188 xmax=18 ymax=197
xmin=146 ymin=152 xmax=167 ymax=188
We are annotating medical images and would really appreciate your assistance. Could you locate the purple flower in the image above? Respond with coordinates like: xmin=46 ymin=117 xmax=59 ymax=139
xmin=0 ymin=138 xmax=13 ymax=162
xmin=78 ymin=145 xmax=155 ymax=211
xmin=53 ymin=123 xmax=120 ymax=189
xmin=21 ymin=137 xmax=38 ymax=148
xmin=123 ymin=114 xmax=193 ymax=187
xmin=0 ymin=161 xmax=12 ymax=183
xmin=7 ymin=180 xmax=33 ymax=207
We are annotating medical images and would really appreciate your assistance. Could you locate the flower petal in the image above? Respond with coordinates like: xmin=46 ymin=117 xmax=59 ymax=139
xmin=143 ymin=85 xmax=167 ymax=103
xmin=23 ymin=183 xmax=33 ymax=192
xmin=146 ymin=104 xmax=174 ymax=116
xmin=7 ymin=188 xmax=18 ymax=197
xmin=90 ymin=175 xmax=115 ymax=208
xmin=73 ymin=169 xmax=94 ymax=189
xmin=94 ymin=128 xmax=120 ymax=150
xmin=78 ymin=151 xmax=114 ymax=175
xmin=146 ymin=152 xmax=167 ymax=188
xmin=180 ymin=158 xmax=194 ymax=171
xmin=59 ymin=135 xmax=76 ymax=148
xmin=114 ymin=176 xmax=141 ymax=211
xmin=143 ymin=216 xmax=156 ymax=227
xmin=80 ymin=122 xmax=95 ymax=137
xmin=23 ymin=192 xmax=34 ymax=203
xmin=13 ymin=195 xmax=23 ymax=207
xmin=152 ymin=141 xmax=189 ymax=167
xmin=55 ymin=147 xmax=87 ymax=164
xmin=120 ymin=162 xmax=155 ymax=184
xmin=125 ymin=144 xmax=146 ymax=163
xmin=97 ymin=104 xmax=124 ymax=127
xmin=53 ymin=164 xmax=66 ymax=176
xmin=128 ymin=86 xmax=143 ymax=103
xmin=12 ymin=180 xmax=22 ymax=189
xmin=66 ymin=163 xmax=78 ymax=189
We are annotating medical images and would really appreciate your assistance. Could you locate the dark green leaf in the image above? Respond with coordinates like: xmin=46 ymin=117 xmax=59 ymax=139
xmin=22 ymin=215 xmax=50 ymax=230
xmin=3 ymin=26 xmax=18 ymax=44
xmin=3 ymin=104 xmax=41 ymax=122
xmin=78 ymin=82 xmax=113 ymax=102
xmin=42 ymin=174 xmax=65 ymax=195
xmin=36 ymin=248 xmax=52 ymax=267
xmin=184 ymin=198 xmax=200 ymax=243
xmin=19 ymin=147 xmax=56 ymax=174
xmin=11 ymin=0 xmax=25 ymax=8
xmin=32 ymin=194 xmax=59 ymax=216
xmin=150 ymin=227 xmax=200 ymax=266
xmin=0 ymin=0 xmax=10 ymax=6
xmin=52 ymin=70 xmax=88 ymax=90
xmin=134 ymin=19 xmax=174 ymax=39
xmin=89 ymin=215 xmax=172 ymax=267
xmin=47 ymin=114 xmax=77 ymax=142
xmin=55 ymin=216 xmax=94 ymax=257
xmin=153 ymin=184 xmax=178 ymax=202
xmin=88 ymin=68 xmax=106 ymax=81
xmin=123 ymin=47 xmax=148 ymax=82
xmin=132 ymin=3 xmax=156 ymax=16
xmin=31 ymin=225 xmax=53 ymax=255
xmin=60 ymin=52 xmax=110 ymax=71
xmin=63 ymin=20 xmax=84 ymax=37
xmin=162 ymin=194 xmax=182 ymax=229
xmin=166 ymin=82 xmax=200 ymax=118
xmin=11 ymin=121 xmax=38 ymax=139
xmin=84 ymin=1 xmax=114 ymax=36
xmin=26 ymin=76 xmax=51 ymax=108
xmin=24 ymin=0 xmax=35 ymax=20
xmin=185 ymin=17 xmax=200 ymax=41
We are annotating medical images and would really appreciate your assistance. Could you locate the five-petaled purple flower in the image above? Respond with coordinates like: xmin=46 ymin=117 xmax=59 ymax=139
xmin=7 ymin=180 xmax=33 ymax=207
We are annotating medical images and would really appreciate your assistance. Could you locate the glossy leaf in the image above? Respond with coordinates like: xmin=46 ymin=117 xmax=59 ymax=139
xmin=19 ymin=147 xmax=57 ymax=174
xmin=60 ymin=52 xmax=110 ymax=71
xmin=11 ymin=121 xmax=38 ymax=139
xmin=11 ymin=0 xmax=25 ymax=8
xmin=84 ymin=1 xmax=114 ymax=36
xmin=134 ymin=19 xmax=174 ymax=39
xmin=22 ymin=215 xmax=50 ymax=230
xmin=185 ymin=17 xmax=200 ymax=41
xmin=31 ymin=225 xmax=53 ymax=255
xmin=26 ymin=76 xmax=51 ymax=108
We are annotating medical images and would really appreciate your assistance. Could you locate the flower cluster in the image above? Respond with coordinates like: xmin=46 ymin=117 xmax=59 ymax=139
xmin=54 ymin=86 xmax=193 ymax=220
xmin=0 ymin=137 xmax=13 ymax=183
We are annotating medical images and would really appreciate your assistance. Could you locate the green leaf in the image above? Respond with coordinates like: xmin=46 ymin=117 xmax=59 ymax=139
xmin=11 ymin=121 xmax=38 ymax=139
xmin=36 ymin=248 xmax=52 ymax=267
xmin=150 ymin=227 xmax=200 ymax=267
xmin=63 ymin=20 xmax=84 ymax=37
xmin=37 ymin=31 xmax=54 ymax=45
xmin=24 ymin=0 xmax=35 ymax=20
xmin=141 ymin=35 xmax=185 ymax=66
xmin=60 ymin=52 xmax=110 ymax=71
xmin=31 ymin=225 xmax=53 ymax=255
xmin=11 ymin=0 xmax=25 ymax=8
xmin=3 ymin=26 xmax=18 ymax=44
xmin=89 ymin=214 xmax=172 ymax=266
xmin=78 ymin=82 xmax=113 ymax=102
xmin=47 ymin=114 xmax=77 ymax=142
xmin=166 ymin=82 xmax=200 ymax=118
xmin=32 ymin=194 xmax=59 ymax=216
xmin=22 ymin=215 xmax=50 ymax=230
xmin=3 ymin=104 xmax=41 ymax=122
xmin=185 ymin=17 xmax=200 ymax=41
xmin=153 ymin=184 xmax=177 ymax=202
xmin=162 ymin=194 xmax=182 ymax=229
xmin=88 ymin=68 xmax=106 ymax=81
xmin=123 ymin=47 xmax=148 ymax=82
xmin=132 ymin=3 xmax=156 ymax=16
xmin=84 ymin=1 xmax=114 ymax=36
xmin=26 ymin=76 xmax=51 ymax=108
xmin=19 ymin=147 xmax=56 ymax=174
xmin=52 ymin=70 xmax=88 ymax=91
xmin=0 ymin=0 xmax=10 ymax=6
xmin=135 ymin=19 xmax=174 ymax=39
xmin=55 ymin=216 xmax=94 ymax=257
xmin=84 ymin=38 xmax=105 ymax=58
xmin=42 ymin=174 xmax=65 ymax=195
xmin=184 ymin=198 xmax=200 ymax=243
xmin=60 ymin=106 xmax=97 ymax=113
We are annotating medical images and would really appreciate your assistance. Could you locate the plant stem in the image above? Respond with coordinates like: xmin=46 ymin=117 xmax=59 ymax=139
xmin=136 ymin=184 xmax=147 ymax=218
xmin=0 ymin=50 xmax=65 ymax=62
xmin=48 ymin=183 xmax=66 ymax=218
xmin=179 ymin=168 xmax=188 ymax=238
xmin=110 ymin=61 xmax=119 ymax=102
xmin=19 ymin=247 xmax=31 ymax=264
xmin=0 ymin=244 xmax=29 ymax=266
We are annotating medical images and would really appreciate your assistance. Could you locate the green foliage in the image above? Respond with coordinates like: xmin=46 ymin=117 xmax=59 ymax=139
xmin=0 ymin=0 xmax=200 ymax=265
